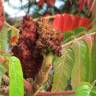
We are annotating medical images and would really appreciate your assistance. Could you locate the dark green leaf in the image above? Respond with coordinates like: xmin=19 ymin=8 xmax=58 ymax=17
xmin=74 ymin=27 xmax=86 ymax=34
xmin=90 ymin=86 xmax=96 ymax=96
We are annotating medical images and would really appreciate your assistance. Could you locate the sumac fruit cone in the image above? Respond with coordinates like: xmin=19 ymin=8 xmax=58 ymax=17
xmin=12 ymin=16 xmax=63 ymax=80
xmin=12 ymin=16 xmax=43 ymax=79
xmin=12 ymin=16 xmax=63 ymax=95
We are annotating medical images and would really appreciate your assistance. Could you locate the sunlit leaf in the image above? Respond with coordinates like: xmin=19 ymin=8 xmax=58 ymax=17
xmin=90 ymin=86 xmax=96 ymax=96
xmin=75 ymin=83 xmax=91 ymax=96
xmin=9 ymin=56 xmax=24 ymax=96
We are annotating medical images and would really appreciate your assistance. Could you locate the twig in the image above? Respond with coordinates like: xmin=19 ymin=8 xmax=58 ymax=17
xmin=62 ymin=32 xmax=96 ymax=48
xmin=34 ymin=15 xmax=55 ymax=21
xmin=2 ymin=75 xmax=9 ymax=85
xmin=0 ymin=50 xmax=7 ymax=54
xmin=4 ymin=22 xmax=19 ymax=32
xmin=37 ymin=91 xmax=75 ymax=96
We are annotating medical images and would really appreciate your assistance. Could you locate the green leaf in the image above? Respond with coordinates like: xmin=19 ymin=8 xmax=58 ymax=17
xmin=0 ymin=23 xmax=19 ymax=49
xmin=0 ymin=25 xmax=9 ymax=50
xmin=64 ymin=27 xmax=86 ymax=43
xmin=0 ymin=54 xmax=10 ymax=85
xmin=9 ymin=56 xmax=24 ymax=96
xmin=90 ymin=37 xmax=96 ymax=82
xmin=0 ymin=64 xmax=6 ymax=85
xmin=71 ymin=40 xmax=90 ymax=88
xmin=74 ymin=27 xmax=86 ymax=34
xmin=75 ymin=81 xmax=96 ymax=96
xmin=51 ymin=48 xmax=75 ymax=92
xmin=75 ymin=83 xmax=91 ymax=96
xmin=64 ymin=31 xmax=74 ymax=41
xmin=90 ymin=86 xmax=96 ymax=96
xmin=8 ymin=25 xmax=19 ymax=40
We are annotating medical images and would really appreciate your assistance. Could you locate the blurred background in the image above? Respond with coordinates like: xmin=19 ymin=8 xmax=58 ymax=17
xmin=3 ymin=0 xmax=91 ymax=21
xmin=3 ymin=0 xmax=66 ymax=18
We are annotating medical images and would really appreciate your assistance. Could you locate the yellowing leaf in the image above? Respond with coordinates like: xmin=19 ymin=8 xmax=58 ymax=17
xmin=71 ymin=40 xmax=90 ymax=88
xmin=51 ymin=48 xmax=75 ymax=92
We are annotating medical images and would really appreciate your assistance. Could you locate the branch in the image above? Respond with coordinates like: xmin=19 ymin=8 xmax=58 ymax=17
xmin=34 ymin=15 xmax=55 ymax=21
xmin=37 ymin=91 xmax=75 ymax=96
xmin=4 ymin=22 xmax=19 ymax=32
xmin=62 ymin=31 xmax=96 ymax=48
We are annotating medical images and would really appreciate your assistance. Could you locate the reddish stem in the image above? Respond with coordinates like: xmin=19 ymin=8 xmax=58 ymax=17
xmin=36 ymin=91 xmax=76 ymax=96
xmin=24 ymin=80 xmax=32 ymax=93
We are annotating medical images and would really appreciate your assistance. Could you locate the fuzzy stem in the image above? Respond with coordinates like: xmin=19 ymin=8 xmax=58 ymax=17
xmin=4 ymin=22 xmax=19 ymax=32
xmin=62 ymin=31 xmax=96 ymax=49
xmin=31 ymin=53 xmax=54 ymax=96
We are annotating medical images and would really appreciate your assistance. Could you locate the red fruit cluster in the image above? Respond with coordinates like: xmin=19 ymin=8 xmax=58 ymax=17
xmin=36 ymin=18 xmax=63 ymax=56
xmin=0 ymin=0 xmax=5 ymax=31
xmin=12 ymin=16 xmax=63 ymax=79
xmin=12 ymin=16 xmax=43 ymax=79
xmin=19 ymin=16 xmax=37 ymax=44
